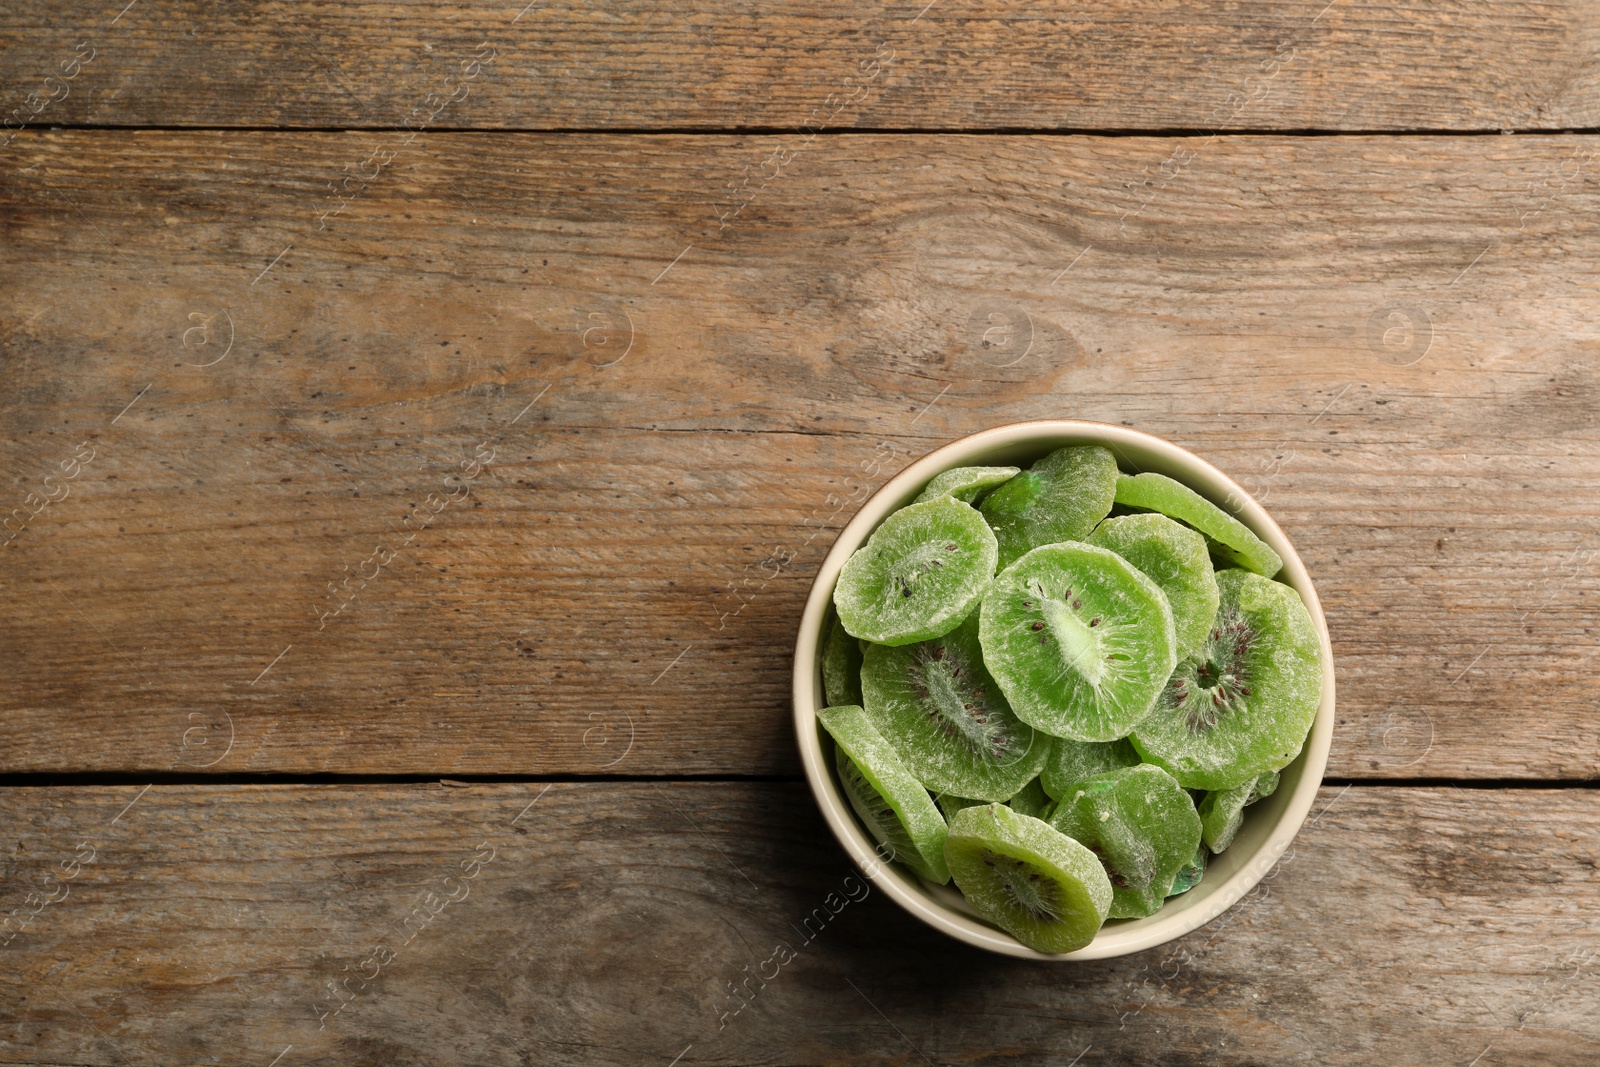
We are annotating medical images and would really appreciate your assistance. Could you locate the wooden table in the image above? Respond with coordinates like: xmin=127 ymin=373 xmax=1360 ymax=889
xmin=3 ymin=3 xmax=1599 ymax=1064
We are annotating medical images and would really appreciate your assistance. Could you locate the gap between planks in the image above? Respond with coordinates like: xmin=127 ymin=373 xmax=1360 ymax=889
xmin=5 ymin=123 xmax=1600 ymax=137
xmin=0 ymin=773 xmax=1594 ymax=789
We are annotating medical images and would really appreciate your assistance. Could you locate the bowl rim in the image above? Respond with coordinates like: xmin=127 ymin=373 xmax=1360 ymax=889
xmin=791 ymin=419 xmax=1336 ymax=960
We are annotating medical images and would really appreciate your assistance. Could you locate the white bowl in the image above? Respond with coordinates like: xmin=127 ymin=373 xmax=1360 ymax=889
xmin=792 ymin=420 xmax=1336 ymax=960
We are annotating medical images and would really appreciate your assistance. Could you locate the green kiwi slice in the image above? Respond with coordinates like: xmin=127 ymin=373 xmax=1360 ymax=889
xmin=941 ymin=777 xmax=1053 ymax=821
xmin=860 ymin=614 xmax=1049 ymax=801
xmin=913 ymin=465 xmax=1022 ymax=506
xmin=1088 ymin=512 xmax=1221 ymax=661
xmin=943 ymin=803 xmax=1112 ymax=953
xmin=834 ymin=497 xmax=998 ymax=646
xmin=818 ymin=704 xmax=951 ymax=884
xmin=978 ymin=542 xmax=1177 ymax=742
xmin=936 ymin=792 xmax=984 ymax=821
xmin=1006 ymin=777 xmax=1054 ymax=820
xmin=1168 ymin=845 xmax=1207 ymax=897
xmin=1198 ymin=769 xmax=1281 ymax=853
xmin=1131 ymin=569 xmax=1322 ymax=790
xmin=1047 ymin=764 xmax=1202 ymax=919
xmin=979 ymin=446 xmax=1118 ymax=569
xmin=1113 ymin=472 xmax=1283 ymax=578
xmin=1039 ymin=736 xmax=1141 ymax=803
xmin=821 ymin=610 xmax=864 ymax=708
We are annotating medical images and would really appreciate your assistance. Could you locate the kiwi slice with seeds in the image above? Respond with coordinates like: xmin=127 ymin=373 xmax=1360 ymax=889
xmin=835 ymin=750 xmax=946 ymax=883
xmin=861 ymin=614 xmax=1049 ymax=802
xmin=1113 ymin=472 xmax=1283 ymax=578
xmin=834 ymin=497 xmax=998 ymax=647
xmin=944 ymin=803 xmax=1112 ymax=954
xmin=913 ymin=465 xmax=1022 ymax=506
xmin=819 ymin=704 xmax=951 ymax=884
xmin=1088 ymin=512 xmax=1221 ymax=661
xmin=1131 ymin=569 xmax=1322 ymax=790
xmin=980 ymin=446 xmax=1118 ymax=569
xmin=978 ymin=542 xmax=1177 ymax=742
xmin=1048 ymin=764 xmax=1202 ymax=919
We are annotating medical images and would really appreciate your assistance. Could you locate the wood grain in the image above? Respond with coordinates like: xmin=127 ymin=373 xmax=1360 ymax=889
xmin=0 ymin=783 xmax=1596 ymax=1066
xmin=3 ymin=131 xmax=1600 ymax=778
xmin=0 ymin=1 xmax=1598 ymax=133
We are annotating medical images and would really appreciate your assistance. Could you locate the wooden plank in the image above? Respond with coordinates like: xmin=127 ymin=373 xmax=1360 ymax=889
xmin=0 ymin=783 xmax=1595 ymax=1065
xmin=2 ymin=131 xmax=1600 ymax=777
xmin=1 ymin=1 xmax=1598 ymax=132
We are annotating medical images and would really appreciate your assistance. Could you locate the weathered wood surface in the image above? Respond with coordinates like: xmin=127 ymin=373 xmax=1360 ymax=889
xmin=2 ymin=1 xmax=1600 ymax=133
xmin=3 ymin=131 xmax=1600 ymax=778
xmin=0 ymin=783 xmax=1595 ymax=1066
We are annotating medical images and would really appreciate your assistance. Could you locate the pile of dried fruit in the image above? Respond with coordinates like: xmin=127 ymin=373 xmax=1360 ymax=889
xmin=819 ymin=446 xmax=1323 ymax=953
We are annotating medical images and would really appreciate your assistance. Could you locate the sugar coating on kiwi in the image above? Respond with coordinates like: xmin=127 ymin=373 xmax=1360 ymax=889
xmin=818 ymin=704 xmax=951 ymax=884
xmin=943 ymin=803 xmax=1112 ymax=954
xmin=1040 ymin=736 xmax=1141 ymax=803
xmin=1113 ymin=472 xmax=1283 ymax=579
xmin=941 ymin=776 xmax=1053 ymax=822
xmin=913 ymin=465 xmax=1022 ymax=506
xmin=834 ymin=497 xmax=999 ymax=646
xmin=979 ymin=542 xmax=1176 ymax=742
xmin=860 ymin=614 xmax=1049 ymax=802
xmin=1048 ymin=764 xmax=1202 ymax=919
xmin=1199 ymin=769 xmax=1281 ymax=853
xmin=980 ymin=446 xmax=1118 ymax=569
xmin=1088 ymin=512 xmax=1220 ymax=661
xmin=1131 ymin=569 xmax=1322 ymax=790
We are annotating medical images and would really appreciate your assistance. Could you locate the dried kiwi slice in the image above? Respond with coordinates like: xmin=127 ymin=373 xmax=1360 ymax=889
xmin=980 ymin=445 xmax=1118 ymax=569
xmin=1131 ymin=569 xmax=1322 ymax=790
xmin=1168 ymin=845 xmax=1207 ymax=897
xmin=936 ymin=792 xmax=984 ymax=821
xmin=861 ymin=614 xmax=1049 ymax=802
xmin=913 ymin=465 xmax=1022 ymax=506
xmin=834 ymin=497 xmax=998 ymax=646
xmin=1088 ymin=512 xmax=1220 ymax=661
xmin=978 ymin=542 xmax=1177 ymax=742
xmin=818 ymin=704 xmax=950 ymax=884
xmin=1048 ymin=764 xmax=1202 ymax=919
xmin=1113 ymin=472 xmax=1283 ymax=578
xmin=1198 ymin=769 xmax=1280 ymax=853
xmin=1039 ymin=736 xmax=1141 ymax=803
xmin=940 ymin=777 xmax=1052 ymax=821
xmin=1006 ymin=777 xmax=1054 ymax=820
xmin=821 ymin=610 xmax=864 ymax=708
xmin=943 ymin=803 xmax=1112 ymax=954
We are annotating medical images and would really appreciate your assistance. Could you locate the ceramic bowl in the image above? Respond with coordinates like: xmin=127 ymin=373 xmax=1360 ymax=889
xmin=792 ymin=420 xmax=1335 ymax=959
